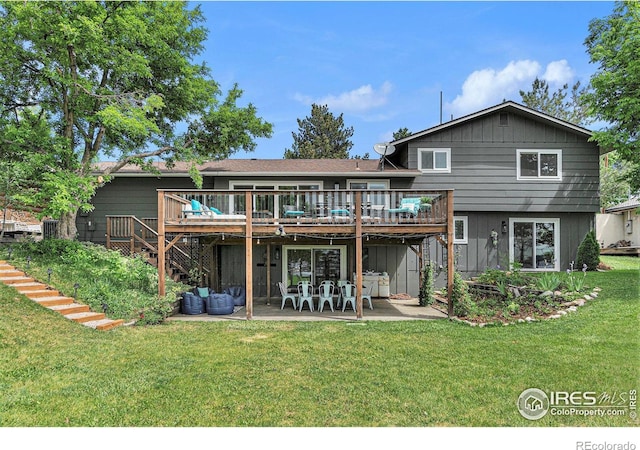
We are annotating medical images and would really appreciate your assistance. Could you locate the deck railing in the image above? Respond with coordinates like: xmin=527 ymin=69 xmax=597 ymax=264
xmin=105 ymin=215 xmax=201 ymax=281
xmin=161 ymin=189 xmax=449 ymax=227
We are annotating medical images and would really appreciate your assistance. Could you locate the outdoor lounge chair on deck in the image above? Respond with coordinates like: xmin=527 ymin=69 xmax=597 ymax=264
xmin=388 ymin=198 xmax=430 ymax=217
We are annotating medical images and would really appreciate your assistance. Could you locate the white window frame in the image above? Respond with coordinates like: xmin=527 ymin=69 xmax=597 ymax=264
xmin=516 ymin=149 xmax=562 ymax=181
xmin=282 ymin=245 xmax=348 ymax=286
xmin=453 ymin=216 xmax=468 ymax=244
xmin=229 ymin=181 xmax=323 ymax=217
xmin=418 ymin=148 xmax=451 ymax=173
xmin=509 ymin=218 xmax=560 ymax=271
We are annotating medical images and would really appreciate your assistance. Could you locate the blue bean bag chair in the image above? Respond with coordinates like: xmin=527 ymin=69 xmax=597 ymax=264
xmin=206 ymin=293 xmax=235 ymax=315
xmin=224 ymin=286 xmax=246 ymax=306
xmin=181 ymin=292 xmax=205 ymax=315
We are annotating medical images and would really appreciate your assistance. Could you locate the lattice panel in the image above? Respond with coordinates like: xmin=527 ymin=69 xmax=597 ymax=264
xmin=109 ymin=241 xmax=132 ymax=257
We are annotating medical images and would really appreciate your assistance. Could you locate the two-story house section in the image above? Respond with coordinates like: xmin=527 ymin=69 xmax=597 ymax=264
xmin=387 ymin=100 xmax=603 ymax=277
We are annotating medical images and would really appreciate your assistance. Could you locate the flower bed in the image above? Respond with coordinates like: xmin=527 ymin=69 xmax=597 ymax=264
xmin=446 ymin=264 xmax=601 ymax=326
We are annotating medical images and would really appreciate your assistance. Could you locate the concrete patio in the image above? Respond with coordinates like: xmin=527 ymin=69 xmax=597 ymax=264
xmin=168 ymin=296 xmax=448 ymax=322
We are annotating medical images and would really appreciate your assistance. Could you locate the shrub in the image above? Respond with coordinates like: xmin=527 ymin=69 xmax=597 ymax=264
xmin=576 ymin=230 xmax=600 ymax=271
xmin=452 ymin=271 xmax=475 ymax=317
xmin=419 ymin=261 xmax=435 ymax=306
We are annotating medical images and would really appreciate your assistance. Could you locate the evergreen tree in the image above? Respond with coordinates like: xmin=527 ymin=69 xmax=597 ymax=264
xmin=576 ymin=230 xmax=600 ymax=271
xmin=519 ymin=78 xmax=592 ymax=126
xmin=284 ymin=104 xmax=354 ymax=159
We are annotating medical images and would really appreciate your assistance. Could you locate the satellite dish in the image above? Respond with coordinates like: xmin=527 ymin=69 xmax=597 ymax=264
xmin=373 ymin=143 xmax=397 ymax=171
xmin=373 ymin=143 xmax=396 ymax=156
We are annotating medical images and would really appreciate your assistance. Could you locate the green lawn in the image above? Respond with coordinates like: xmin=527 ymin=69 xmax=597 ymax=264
xmin=0 ymin=256 xmax=637 ymax=427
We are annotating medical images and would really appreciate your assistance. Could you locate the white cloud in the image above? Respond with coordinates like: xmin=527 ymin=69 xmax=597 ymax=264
xmin=542 ymin=60 xmax=575 ymax=87
xmin=447 ymin=59 xmax=579 ymax=118
xmin=294 ymin=82 xmax=393 ymax=113
xmin=448 ymin=60 xmax=541 ymax=117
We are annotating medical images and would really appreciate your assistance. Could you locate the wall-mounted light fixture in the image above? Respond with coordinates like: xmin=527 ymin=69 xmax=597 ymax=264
xmin=501 ymin=221 xmax=507 ymax=234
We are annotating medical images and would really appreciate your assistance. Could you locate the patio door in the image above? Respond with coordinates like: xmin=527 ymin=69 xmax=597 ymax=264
xmin=283 ymin=245 xmax=347 ymax=287
xmin=509 ymin=218 xmax=560 ymax=271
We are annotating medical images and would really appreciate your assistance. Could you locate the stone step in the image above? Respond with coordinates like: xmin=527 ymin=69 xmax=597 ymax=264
xmin=33 ymin=296 xmax=75 ymax=307
xmin=65 ymin=311 xmax=106 ymax=323
xmin=11 ymin=282 xmax=48 ymax=291
xmin=0 ymin=276 xmax=35 ymax=284
xmin=84 ymin=318 xmax=125 ymax=331
xmin=48 ymin=303 xmax=91 ymax=315
xmin=0 ymin=261 xmax=123 ymax=331
xmin=23 ymin=289 xmax=61 ymax=299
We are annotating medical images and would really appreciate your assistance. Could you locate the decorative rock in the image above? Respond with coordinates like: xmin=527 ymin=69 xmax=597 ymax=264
xmin=576 ymin=299 xmax=585 ymax=307
xmin=568 ymin=306 xmax=578 ymax=312
xmin=518 ymin=319 xmax=526 ymax=323
xmin=590 ymin=292 xmax=598 ymax=298
xmin=558 ymin=310 xmax=568 ymax=316
xmin=525 ymin=316 xmax=535 ymax=322
xmin=541 ymin=290 xmax=554 ymax=297
xmin=594 ymin=287 xmax=602 ymax=292
xmin=549 ymin=314 xmax=562 ymax=319
xmin=554 ymin=290 xmax=563 ymax=297
xmin=561 ymin=301 xmax=575 ymax=307
xmin=584 ymin=295 xmax=592 ymax=301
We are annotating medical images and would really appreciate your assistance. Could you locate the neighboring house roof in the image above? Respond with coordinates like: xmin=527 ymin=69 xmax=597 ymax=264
xmin=94 ymin=159 xmax=420 ymax=178
xmin=605 ymin=196 xmax=640 ymax=213
xmin=391 ymin=100 xmax=605 ymax=153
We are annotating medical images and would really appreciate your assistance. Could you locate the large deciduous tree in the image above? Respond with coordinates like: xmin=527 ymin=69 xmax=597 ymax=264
xmin=0 ymin=1 xmax=272 ymax=239
xmin=284 ymin=104 xmax=354 ymax=159
xmin=584 ymin=1 xmax=640 ymax=192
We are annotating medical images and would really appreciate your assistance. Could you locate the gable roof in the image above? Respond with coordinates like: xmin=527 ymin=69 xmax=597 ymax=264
xmin=391 ymin=100 xmax=603 ymax=151
xmin=605 ymin=195 xmax=640 ymax=213
xmin=94 ymin=158 xmax=419 ymax=178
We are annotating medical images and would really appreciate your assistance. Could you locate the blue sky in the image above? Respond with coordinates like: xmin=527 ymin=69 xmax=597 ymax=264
xmin=195 ymin=1 xmax=615 ymax=159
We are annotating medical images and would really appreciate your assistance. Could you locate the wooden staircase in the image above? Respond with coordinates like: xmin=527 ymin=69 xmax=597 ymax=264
xmin=0 ymin=260 xmax=124 ymax=331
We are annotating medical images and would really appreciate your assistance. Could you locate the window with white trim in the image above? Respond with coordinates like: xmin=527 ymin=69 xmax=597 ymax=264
xmin=517 ymin=149 xmax=562 ymax=180
xmin=347 ymin=179 xmax=390 ymax=209
xmin=453 ymin=216 xmax=468 ymax=244
xmin=418 ymin=148 xmax=451 ymax=173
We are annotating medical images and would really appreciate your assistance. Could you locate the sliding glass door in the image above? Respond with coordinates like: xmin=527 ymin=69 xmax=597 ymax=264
xmin=283 ymin=245 xmax=347 ymax=287
xmin=510 ymin=218 xmax=560 ymax=271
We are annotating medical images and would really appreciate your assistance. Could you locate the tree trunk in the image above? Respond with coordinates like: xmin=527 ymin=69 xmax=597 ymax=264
xmin=57 ymin=210 xmax=78 ymax=240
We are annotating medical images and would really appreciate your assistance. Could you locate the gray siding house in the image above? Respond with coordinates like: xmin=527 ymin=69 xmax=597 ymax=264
xmin=81 ymin=101 xmax=602 ymax=299
xmin=388 ymin=101 xmax=602 ymax=277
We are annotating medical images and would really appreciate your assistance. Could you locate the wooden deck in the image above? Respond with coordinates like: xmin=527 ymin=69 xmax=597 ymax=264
xmin=600 ymin=246 xmax=640 ymax=256
xmin=150 ymin=189 xmax=455 ymax=320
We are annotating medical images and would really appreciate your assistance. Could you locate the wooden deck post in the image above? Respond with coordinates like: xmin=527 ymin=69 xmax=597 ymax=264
xmin=355 ymin=191 xmax=363 ymax=319
xmin=157 ymin=190 xmax=166 ymax=298
xmin=266 ymin=243 xmax=271 ymax=305
xmin=245 ymin=191 xmax=253 ymax=319
xmin=447 ymin=190 xmax=454 ymax=318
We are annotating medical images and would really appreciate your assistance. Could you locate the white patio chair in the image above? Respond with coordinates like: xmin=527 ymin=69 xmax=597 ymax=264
xmin=341 ymin=282 xmax=356 ymax=312
xmin=297 ymin=281 xmax=314 ymax=312
xmin=317 ymin=280 xmax=335 ymax=312
xmin=361 ymin=282 xmax=374 ymax=310
xmin=278 ymin=281 xmax=297 ymax=310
